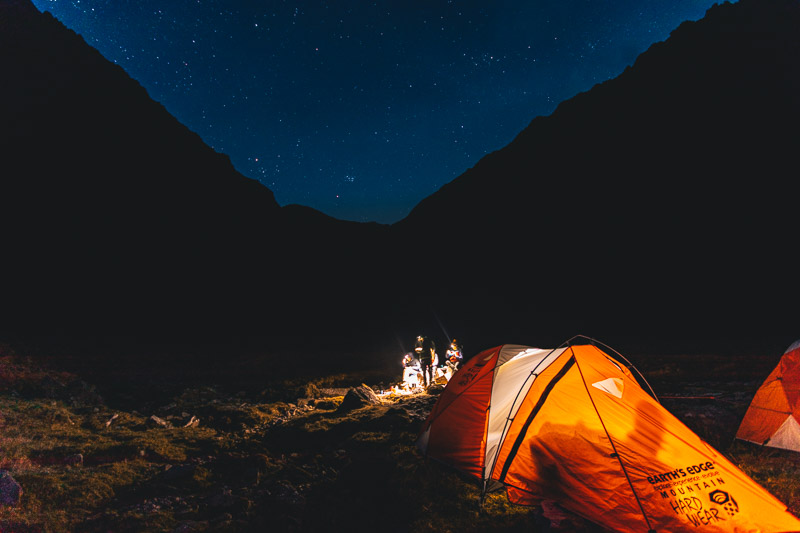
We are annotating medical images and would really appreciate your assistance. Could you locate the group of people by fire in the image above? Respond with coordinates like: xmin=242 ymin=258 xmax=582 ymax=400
xmin=401 ymin=336 xmax=463 ymax=390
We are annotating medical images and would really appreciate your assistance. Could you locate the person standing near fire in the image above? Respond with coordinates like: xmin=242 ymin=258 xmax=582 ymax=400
xmin=414 ymin=335 xmax=436 ymax=387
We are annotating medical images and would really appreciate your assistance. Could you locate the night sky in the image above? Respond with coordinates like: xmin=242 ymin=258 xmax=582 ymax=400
xmin=31 ymin=1 xmax=719 ymax=224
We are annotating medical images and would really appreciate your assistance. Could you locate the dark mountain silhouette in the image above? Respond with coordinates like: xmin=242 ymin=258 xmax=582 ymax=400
xmin=393 ymin=0 xmax=800 ymax=356
xmin=1 ymin=0 xmax=263 ymax=331
xmin=2 ymin=0 xmax=799 ymax=376
xmin=0 ymin=0 xmax=391 ymax=363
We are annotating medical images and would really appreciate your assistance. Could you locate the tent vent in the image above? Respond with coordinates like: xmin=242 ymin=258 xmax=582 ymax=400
xmin=592 ymin=377 xmax=624 ymax=398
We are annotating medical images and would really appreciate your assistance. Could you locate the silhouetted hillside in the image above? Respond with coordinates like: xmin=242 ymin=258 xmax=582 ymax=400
xmin=0 ymin=0 xmax=265 ymax=334
xmin=394 ymin=0 xmax=800 ymax=355
xmin=0 ymin=0 xmax=393 ymax=364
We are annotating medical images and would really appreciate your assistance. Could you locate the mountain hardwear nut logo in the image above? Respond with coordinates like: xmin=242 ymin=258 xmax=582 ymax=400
xmin=709 ymin=490 xmax=739 ymax=517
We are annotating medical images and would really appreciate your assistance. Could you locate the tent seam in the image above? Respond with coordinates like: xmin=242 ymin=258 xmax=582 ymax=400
xmin=573 ymin=346 xmax=655 ymax=533
xmin=423 ymin=346 xmax=502 ymax=429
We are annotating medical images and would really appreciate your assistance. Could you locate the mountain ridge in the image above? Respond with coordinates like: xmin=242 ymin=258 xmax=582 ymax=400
xmin=390 ymin=0 xmax=800 ymax=355
xmin=3 ymin=0 xmax=800 ymax=365
xmin=1 ymin=0 xmax=309 ymax=343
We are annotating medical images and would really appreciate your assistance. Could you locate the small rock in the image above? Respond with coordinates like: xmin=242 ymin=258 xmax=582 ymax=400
xmin=314 ymin=398 xmax=340 ymax=410
xmin=147 ymin=415 xmax=173 ymax=429
xmin=0 ymin=470 xmax=22 ymax=506
xmin=337 ymin=384 xmax=381 ymax=412
xmin=65 ymin=453 xmax=83 ymax=466
xmin=182 ymin=416 xmax=200 ymax=428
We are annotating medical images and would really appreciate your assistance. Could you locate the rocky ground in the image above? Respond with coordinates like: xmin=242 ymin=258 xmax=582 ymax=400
xmin=0 ymin=344 xmax=799 ymax=532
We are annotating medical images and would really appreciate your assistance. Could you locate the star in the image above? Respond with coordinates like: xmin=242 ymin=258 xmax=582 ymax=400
xmin=30 ymin=0 xmax=720 ymax=223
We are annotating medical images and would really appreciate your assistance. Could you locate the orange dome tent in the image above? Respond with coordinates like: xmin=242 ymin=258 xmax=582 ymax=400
xmin=737 ymin=340 xmax=800 ymax=451
xmin=418 ymin=338 xmax=800 ymax=532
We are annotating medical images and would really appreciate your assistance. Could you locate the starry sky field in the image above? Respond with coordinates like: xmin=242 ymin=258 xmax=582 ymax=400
xmin=31 ymin=0 xmax=720 ymax=224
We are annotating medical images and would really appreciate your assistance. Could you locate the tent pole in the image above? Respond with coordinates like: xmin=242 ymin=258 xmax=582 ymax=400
xmin=573 ymin=334 xmax=661 ymax=403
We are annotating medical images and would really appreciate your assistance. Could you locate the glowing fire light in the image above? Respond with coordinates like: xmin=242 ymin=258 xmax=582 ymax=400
xmin=377 ymin=356 xmax=458 ymax=397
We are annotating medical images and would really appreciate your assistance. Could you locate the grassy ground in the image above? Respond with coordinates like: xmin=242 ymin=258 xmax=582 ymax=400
xmin=0 ymin=343 xmax=798 ymax=531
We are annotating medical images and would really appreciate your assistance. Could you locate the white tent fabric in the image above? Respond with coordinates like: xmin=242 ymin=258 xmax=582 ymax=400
xmin=768 ymin=415 xmax=800 ymax=451
xmin=484 ymin=346 xmax=566 ymax=481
